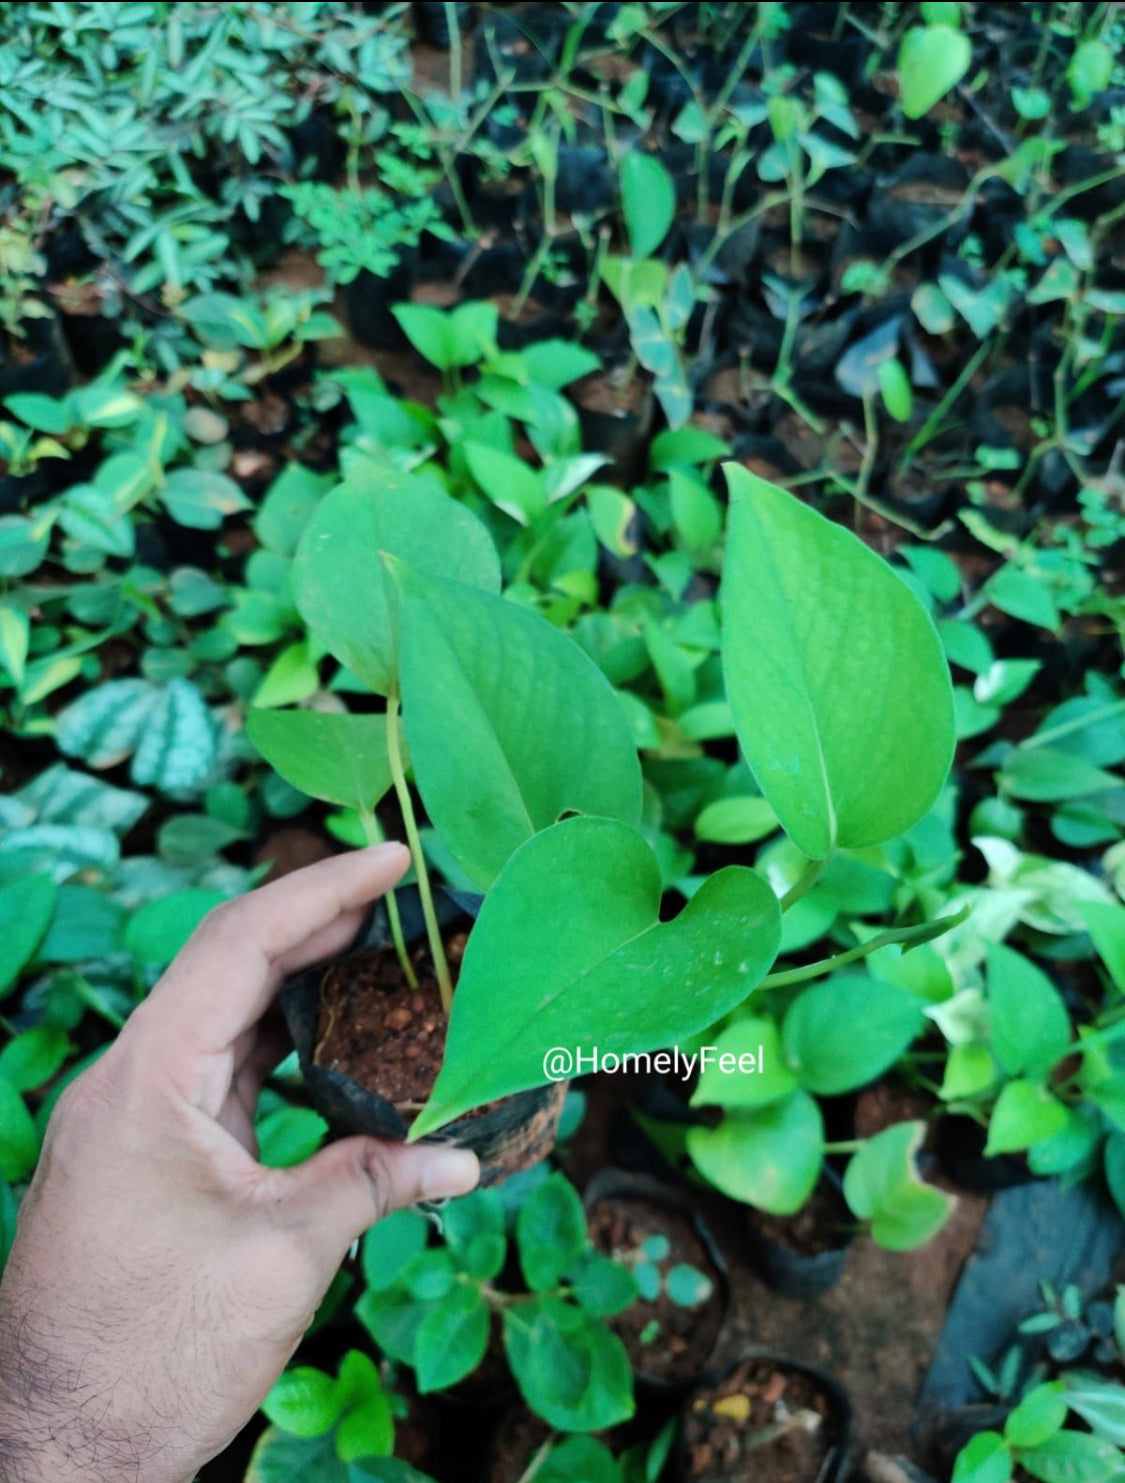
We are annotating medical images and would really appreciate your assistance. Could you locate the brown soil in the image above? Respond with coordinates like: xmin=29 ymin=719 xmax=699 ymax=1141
xmin=587 ymin=1196 xmax=725 ymax=1385
xmin=571 ymin=367 xmax=650 ymax=417
xmin=989 ymin=403 xmax=1036 ymax=451
xmin=772 ymin=412 xmax=865 ymax=477
xmin=764 ymin=243 xmax=829 ymax=281
xmin=313 ymin=934 xmax=468 ymax=1110
xmin=887 ymin=180 xmax=966 ymax=207
xmin=854 ymin=1082 xmax=935 ymax=1141
xmin=751 ymin=1177 xmax=853 ymax=1258
xmin=255 ymin=827 xmax=334 ymax=883
xmin=683 ymin=1359 xmax=836 ymax=1483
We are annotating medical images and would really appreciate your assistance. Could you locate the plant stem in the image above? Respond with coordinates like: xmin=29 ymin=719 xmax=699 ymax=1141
xmin=359 ymin=806 xmax=417 ymax=989
xmin=761 ymin=904 xmax=971 ymax=988
xmin=385 ymin=692 xmax=454 ymax=1014
xmin=445 ymin=1 xmax=462 ymax=100
xmin=1020 ymin=698 xmax=1125 ymax=751
xmin=822 ymin=1139 xmax=862 ymax=1155
xmin=780 ymin=856 xmax=829 ymax=912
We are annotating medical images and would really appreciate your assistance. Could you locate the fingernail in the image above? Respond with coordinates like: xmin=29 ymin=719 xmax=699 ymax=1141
xmin=420 ymin=1147 xmax=480 ymax=1201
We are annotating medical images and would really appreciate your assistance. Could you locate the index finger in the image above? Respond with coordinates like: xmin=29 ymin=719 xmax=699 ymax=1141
xmin=133 ymin=843 xmax=410 ymax=1053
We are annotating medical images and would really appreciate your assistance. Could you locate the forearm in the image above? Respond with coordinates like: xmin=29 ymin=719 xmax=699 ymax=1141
xmin=0 ymin=1292 xmax=175 ymax=1483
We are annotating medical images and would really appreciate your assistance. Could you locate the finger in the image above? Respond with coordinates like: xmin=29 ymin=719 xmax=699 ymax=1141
xmin=136 ymin=844 xmax=410 ymax=1054
xmin=275 ymin=1137 xmax=480 ymax=1266
xmin=232 ymin=1014 xmax=291 ymax=1106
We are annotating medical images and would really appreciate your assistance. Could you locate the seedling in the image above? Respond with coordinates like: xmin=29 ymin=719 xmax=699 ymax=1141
xmin=621 ymin=1233 xmax=714 ymax=1346
xmin=249 ymin=431 xmax=960 ymax=1144
xmin=358 ymin=1173 xmax=638 ymax=1431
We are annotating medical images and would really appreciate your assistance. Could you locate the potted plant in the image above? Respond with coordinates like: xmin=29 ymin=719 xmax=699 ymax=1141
xmin=355 ymin=1171 xmax=638 ymax=1434
xmin=249 ymin=455 xmax=958 ymax=1188
xmin=679 ymin=1349 xmax=853 ymax=1483
xmin=583 ymin=1168 xmax=728 ymax=1392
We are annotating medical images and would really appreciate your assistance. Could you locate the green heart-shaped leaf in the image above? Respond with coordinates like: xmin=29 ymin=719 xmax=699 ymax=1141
xmin=686 ymin=1089 xmax=824 ymax=1215
xmin=843 ymin=1122 xmax=955 ymax=1250
xmin=292 ymin=468 xmax=500 ymax=696
xmin=720 ymin=465 xmax=954 ymax=859
xmin=394 ymin=564 xmax=642 ymax=890
xmin=410 ymin=816 xmax=780 ymax=1137
xmin=898 ymin=24 xmax=972 ymax=120
xmin=247 ymin=709 xmax=400 ymax=812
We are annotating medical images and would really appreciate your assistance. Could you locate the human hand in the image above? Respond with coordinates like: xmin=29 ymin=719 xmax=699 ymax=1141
xmin=0 ymin=844 xmax=479 ymax=1483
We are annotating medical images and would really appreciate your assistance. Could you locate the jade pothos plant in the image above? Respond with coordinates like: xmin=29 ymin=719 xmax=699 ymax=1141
xmin=248 ymin=460 xmax=958 ymax=1158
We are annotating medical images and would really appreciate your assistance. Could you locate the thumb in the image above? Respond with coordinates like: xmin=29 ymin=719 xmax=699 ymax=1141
xmin=280 ymin=1136 xmax=480 ymax=1264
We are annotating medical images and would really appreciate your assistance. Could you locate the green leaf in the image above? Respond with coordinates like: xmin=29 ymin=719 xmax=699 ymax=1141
xmin=687 ymin=1089 xmax=824 ymax=1214
xmin=246 ymin=1428 xmax=347 ymax=1483
xmin=56 ymin=679 xmax=158 ymax=769
xmin=986 ymin=567 xmax=1059 ymax=633
xmin=263 ymin=1367 xmax=345 ymax=1438
xmin=411 ymin=816 xmax=780 ymax=1135
xmin=502 ymin=1296 xmax=634 ymax=1432
xmin=160 ymin=467 xmax=250 ymax=529
xmin=293 ymin=471 xmax=500 ymax=695
xmin=257 ymin=1106 xmax=328 ymax=1167
xmin=352 ymin=1461 xmax=437 ymax=1483
xmin=392 ymin=302 xmax=498 ymax=372
xmin=1005 ymin=1384 xmax=1068 ymax=1449
xmin=0 ymin=605 xmax=28 ymax=688
xmin=1061 ymin=1371 xmax=1125 ymax=1445
xmin=41 ymin=884 xmax=125 ymax=963
xmin=690 ymin=1015 xmax=798 ymax=1110
xmin=1082 ymin=901 xmax=1125 ymax=993
xmin=130 ymin=679 xmax=217 ymax=792
xmin=669 ymin=470 xmax=721 ymax=550
xmin=59 ymin=486 xmax=135 ymax=558
xmin=464 ymin=442 xmax=545 ymax=526
xmin=952 ymin=1433 xmax=1012 ymax=1483
xmin=253 ymin=642 xmax=321 ymax=710
xmin=255 ymin=463 xmax=334 ymax=556
xmin=650 ymin=427 xmax=730 ymax=470
xmin=4 ymin=392 xmax=73 ymax=435
xmin=1002 ymin=748 xmax=1119 ymax=803
xmin=335 ymin=1351 xmax=393 ymax=1463
xmin=898 ymin=25 xmax=972 ymax=119
xmin=571 ymin=1254 xmax=638 ymax=1317
xmin=666 ymin=1264 xmax=713 ymax=1307
xmin=0 ymin=1026 xmax=70 ymax=1092
xmin=1018 ymin=1430 xmax=1121 ymax=1483
xmin=878 ymin=360 xmax=914 ymax=424
xmin=537 ymin=1437 xmax=620 ymax=1483
xmin=985 ymin=1080 xmax=1068 ymax=1156
xmin=987 ymin=945 xmax=1070 ymax=1079
xmin=439 ymin=1187 xmax=506 ymax=1278
xmin=843 ymin=1122 xmax=954 ymax=1250
xmin=940 ymin=1043 xmax=997 ymax=1101
xmin=0 ymin=1077 xmax=40 ymax=1181
xmin=1068 ymin=39 xmax=1113 ymax=108
xmin=0 ymin=874 xmax=55 ymax=996
xmin=248 ymin=710 xmax=398 ymax=812
xmin=394 ymin=565 xmax=642 ymax=891
xmin=782 ymin=974 xmax=925 ymax=1095
xmin=414 ymin=1284 xmax=490 ymax=1393
xmin=720 ymin=466 xmax=953 ymax=859
xmin=620 ymin=151 xmax=676 ymax=259
xmin=694 ymin=796 xmax=777 ymax=844
xmin=516 ymin=1172 xmax=587 ymax=1292
xmin=361 ymin=1209 xmax=430 ymax=1293
xmin=123 ymin=889 xmax=227 ymax=966
xmin=0 ymin=515 xmax=50 ymax=578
